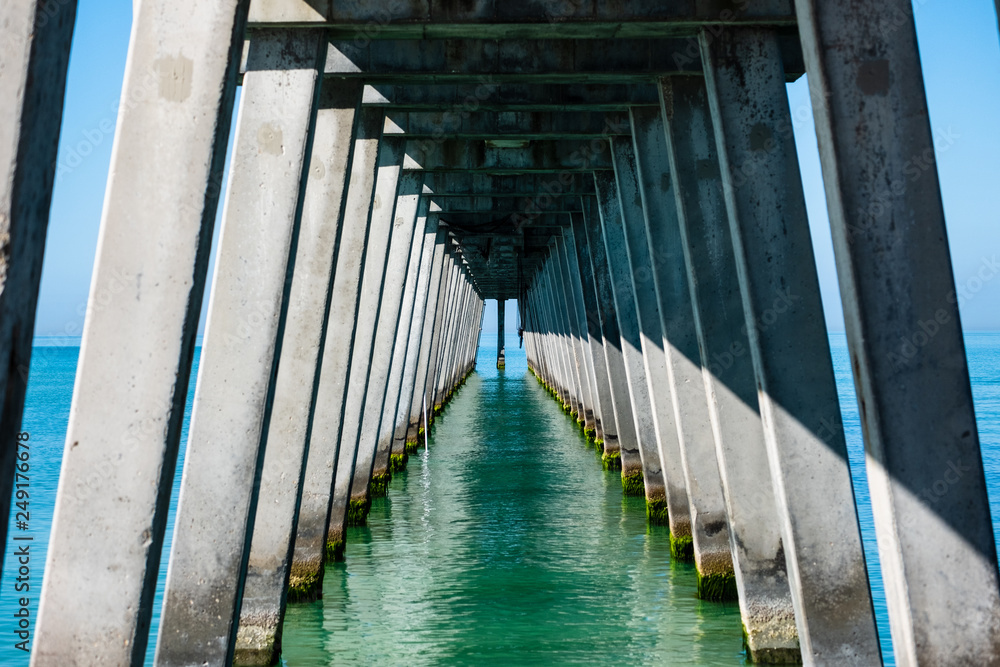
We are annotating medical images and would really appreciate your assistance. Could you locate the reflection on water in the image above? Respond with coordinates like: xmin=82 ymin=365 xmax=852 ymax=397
xmin=280 ymin=338 xmax=745 ymax=666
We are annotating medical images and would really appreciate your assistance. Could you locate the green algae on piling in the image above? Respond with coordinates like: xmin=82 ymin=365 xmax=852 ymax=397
xmin=347 ymin=498 xmax=371 ymax=526
xmin=286 ymin=570 xmax=322 ymax=603
xmin=324 ymin=538 xmax=345 ymax=563
xmin=696 ymin=570 xmax=737 ymax=601
xmin=368 ymin=472 xmax=391 ymax=497
xmin=621 ymin=470 xmax=645 ymax=496
xmin=646 ymin=498 xmax=669 ymax=525
xmin=670 ymin=533 xmax=694 ymax=561
xmin=601 ymin=450 xmax=621 ymax=471
xmin=389 ymin=452 xmax=408 ymax=472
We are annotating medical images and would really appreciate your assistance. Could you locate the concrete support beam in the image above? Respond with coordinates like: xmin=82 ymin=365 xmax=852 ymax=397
xmin=328 ymin=137 xmax=406 ymax=539
xmin=349 ymin=174 xmax=423 ymax=507
xmin=660 ymin=75 xmax=798 ymax=654
xmin=404 ymin=139 xmax=612 ymax=172
xmin=629 ymin=101 xmax=734 ymax=609
xmin=796 ymin=1 xmax=1000 ymax=662
xmin=553 ymin=234 xmax=594 ymax=426
xmin=609 ymin=136 xmax=692 ymax=536
xmin=402 ymin=232 xmax=447 ymax=451
xmin=247 ymin=0 xmax=796 ymax=34
xmin=561 ymin=226 xmax=601 ymax=437
xmin=292 ymin=106 xmax=384 ymax=573
xmin=362 ymin=83 xmax=660 ymax=111
xmin=233 ymin=80 xmax=362 ymax=665
xmin=0 ymin=0 xmax=76 ymax=574
xmin=384 ymin=110 xmax=629 ymax=139
xmin=589 ymin=174 xmax=644 ymax=477
xmin=155 ymin=30 xmax=326 ymax=666
xmin=497 ymin=299 xmax=506 ymax=369
xmin=701 ymin=28 xmax=880 ymax=662
xmin=374 ymin=207 xmax=435 ymax=479
xmin=571 ymin=210 xmax=616 ymax=447
xmin=32 ymin=0 xmax=249 ymax=662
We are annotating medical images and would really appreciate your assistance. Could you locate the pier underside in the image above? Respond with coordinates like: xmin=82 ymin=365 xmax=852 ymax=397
xmin=3 ymin=1 xmax=999 ymax=665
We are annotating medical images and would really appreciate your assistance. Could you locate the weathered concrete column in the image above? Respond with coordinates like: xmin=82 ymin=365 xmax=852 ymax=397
xmin=292 ymin=106 xmax=384 ymax=571
xmin=375 ymin=207 xmax=436 ymax=478
xmin=32 ymin=0 xmax=248 ymax=661
xmin=409 ymin=250 xmax=455 ymax=446
xmin=349 ymin=174 xmax=423 ymax=506
xmin=425 ymin=259 xmax=457 ymax=417
xmin=552 ymin=240 xmax=589 ymax=422
xmin=431 ymin=263 xmax=463 ymax=411
xmin=0 ymin=0 xmax=76 ymax=571
xmin=571 ymin=210 xmax=616 ymax=448
xmin=497 ymin=299 xmax=506 ymax=369
xmin=562 ymin=225 xmax=601 ymax=439
xmin=400 ymin=230 xmax=447 ymax=453
xmin=796 ymin=1 xmax=1000 ymax=662
xmin=701 ymin=28 xmax=880 ymax=662
xmin=660 ymin=74 xmax=798 ymax=656
xmin=555 ymin=233 xmax=595 ymax=427
xmin=629 ymin=102 xmax=735 ymax=612
xmin=591 ymin=172 xmax=644 ymax=478
xmin=609 ymin=136 xmax=692 ymax=536
xmin=329 ymin=136 xmax=406 ymax=537
xmin=155 ymin=30 xmax=327 ymax=667
xmin=233 ymin=80 xmax=362 ymax=666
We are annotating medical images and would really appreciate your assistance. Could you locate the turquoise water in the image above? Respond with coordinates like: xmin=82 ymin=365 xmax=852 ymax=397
xmin=2 ymin=333 xmax=1000 ymax=664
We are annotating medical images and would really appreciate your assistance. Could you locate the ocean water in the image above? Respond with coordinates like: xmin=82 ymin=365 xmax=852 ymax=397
xmin=2 ymin=332 xmax=999 ymax=664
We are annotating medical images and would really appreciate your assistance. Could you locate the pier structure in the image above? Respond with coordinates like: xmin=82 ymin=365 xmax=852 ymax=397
xmin=2 ymin=0 xmax=998 ymax=665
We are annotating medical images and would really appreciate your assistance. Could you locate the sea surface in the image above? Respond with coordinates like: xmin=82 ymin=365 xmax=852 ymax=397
xmin=2 ymin=333 xmax=999 ymax=665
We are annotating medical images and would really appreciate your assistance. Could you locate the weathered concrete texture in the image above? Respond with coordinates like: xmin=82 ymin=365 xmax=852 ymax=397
xmin=349 ymin=173 xmax=422 ymax=509
xmin=796 ymin=1 xmax=1000 ymax=663
xmin=591 ymin=173 xmax=645 ymax=485
xmin=561 ymin=228 xmax=601 ymax=437
xmin=701 ymin=27 xmax=880 ymax=663
xmin=630 ymin=101 xmax=735 ymax=611
xmin=155 ymin=30 xmax=326 ymax=667
xmin=399 ymin=231 xmax=447 ymax=453
xmin=0 ymin=0 xmax=76 ymax=579
xmin=610 ymin=135 xmax=693 ymax=540
xmin=32 ymin=0 xmax=248 ymax=663
xmin=571 ymin=210 xmax=616 ymax=448
xmin=329 ymin=137 xmax=407 ymax=538
xmin=373 ymin=201 xmax=433 ymax=483
xmin=292 ymin=107 xmax=384 ymax=580
xmin=660 ymin=74 xmax=798 ymax=658
xmin=233 ymin=80 xmax=362 ymax=666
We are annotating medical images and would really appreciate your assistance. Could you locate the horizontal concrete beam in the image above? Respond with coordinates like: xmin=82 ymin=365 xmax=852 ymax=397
xmin=429 ymin=195 xmax=581 ymax=213
xmin=404 ymin=139 xmax=612 ymax=172
xmin=424 ymin=173 xmax=594 ymax=195
xmin=361 ymin=83 xmax=660 ymax=110
xmin=319 ymin=38 xmax=701 ymax=82
xmin=439 ymin=211 xmax=571 ymax=228
xmin=384 ymin=110 xmax=630 ymax=138
xmin=248 ymin=0 xmax=796 ymax=37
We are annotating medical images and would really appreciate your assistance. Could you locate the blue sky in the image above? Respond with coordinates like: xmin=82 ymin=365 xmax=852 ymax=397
xmin=34 ymin=1 xmax=1000 ymax=336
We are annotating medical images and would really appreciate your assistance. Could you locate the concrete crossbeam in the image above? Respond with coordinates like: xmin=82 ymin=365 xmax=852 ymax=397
xmin=362 ymin=83 xmax=660 ymax=110
xmin=403 ymin=139 xmax=612 ymax=172
xmin=384 ymin=110 xmax=630 ymax=139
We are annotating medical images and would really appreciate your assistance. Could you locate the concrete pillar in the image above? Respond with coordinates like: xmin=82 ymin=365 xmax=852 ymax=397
xmin=328 ymin=136 xmax=406 ymax=539
xmin=609 ymin=136 xmax=692 ymax=536
xmin=410 ymin=250 xmax=455 ymax=445
xmin=431 ymin=263 xmax=462 ymax=411
xmin=375 ymin=207 xmax=436 ymax=478
xmin=552 ymin=240 xmax=589 ymax=422
xmin=31 ymin=0 xmax=247 ymax=659
xmin=291 ymin=106 xmax=384 ymax=573
xmin=701 ymin=28 xmax=880 ymax=662
xmin=155 ymin=30 xmax=327 ymax=667
xmin=659 ymin=74 xmax=798 ymax=656
xmin=497 ymin=299 xmax=506 ymax=369
xmin=796 ymin=1 xmax=1000 ymax=662
xmin=571 ymin=209 xmax=616 ymax=448
xmin=400 ymin=230 xmax=447 ymax=453
xmin=349 ymin=174 xmax=423 ymax=506
xmin=0 ymin=0 xmax=76 ymax=571
xmin=590 ymin=172 xmax=644 ymax=479
xmin=562 ymin=226 xmax=601 ymax=439
xmin=233 ymin=80 xmax=362 ymax=666
xmin=629 ymin=102 xmax=735 ymax=613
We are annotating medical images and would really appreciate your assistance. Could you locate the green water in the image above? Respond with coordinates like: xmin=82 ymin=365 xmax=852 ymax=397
xmin=279 ymin=352 xmax=745 ymax=665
